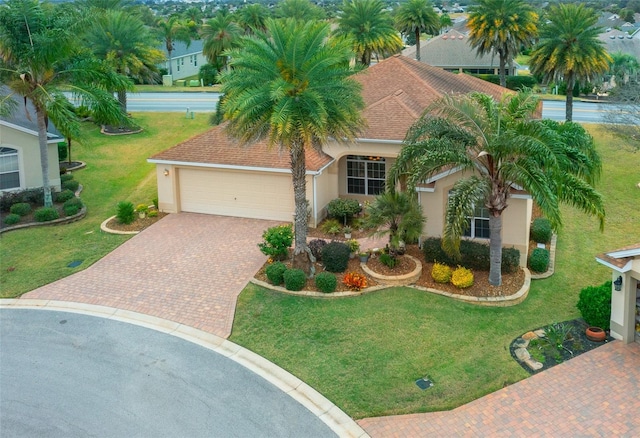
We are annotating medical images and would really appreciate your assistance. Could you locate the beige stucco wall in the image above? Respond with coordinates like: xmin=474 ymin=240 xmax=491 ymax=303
xmin=609 ymin=260 xmax=640 ymax=343
xmin=312 ymin=162 xmax=339 ymax=227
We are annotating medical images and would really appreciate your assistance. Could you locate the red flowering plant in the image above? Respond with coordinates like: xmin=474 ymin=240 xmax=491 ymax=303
xmin=342 ymin=272 xmax=368 ymax=291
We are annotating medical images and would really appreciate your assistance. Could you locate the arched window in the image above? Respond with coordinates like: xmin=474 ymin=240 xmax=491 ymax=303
xmin=0 ymin=147 xmax=20 ymax=190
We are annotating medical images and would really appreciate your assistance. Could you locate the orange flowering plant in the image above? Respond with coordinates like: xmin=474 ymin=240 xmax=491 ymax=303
xmin=342 ymin=272 xmax=368 ymax=291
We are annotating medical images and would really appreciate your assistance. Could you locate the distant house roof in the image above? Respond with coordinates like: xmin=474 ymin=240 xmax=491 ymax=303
xmin=161 ymin=40 xmax=204 ymax=60
xmin=0 ymin=86 xmax=63 ymax=140
xmin=599 ymin=29 xmax=640 ymax=60
xmin=596 ymin=243 xmax=640 ymax=272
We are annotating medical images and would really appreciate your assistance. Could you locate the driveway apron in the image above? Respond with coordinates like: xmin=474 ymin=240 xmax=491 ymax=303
xmin=24 ymin=213 xmax=280 ymax=338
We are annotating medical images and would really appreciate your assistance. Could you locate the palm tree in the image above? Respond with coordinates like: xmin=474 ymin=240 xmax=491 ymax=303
xmin=529 ymin=4 xmax=611 ymax=122
xmin=201 ymin=12 xmax=243 ymax=70
xmin=0 ymin=0 xmax=127 ymax=207
xmin=156 ymin=16 xmax=192 ymax=77
xmin=85 ymin=10 xmax=164 ymax=113
xmin=394 ymin=0 xmax=440 ymax=62
xmin=389 ymin=92 xmax=605 ymax=286
xmin=335 ymin=0 xmax=403 ymax=66
xmin=220 ymin=19 xmax=365 ymax=274
xmin=237 ymin=3 xmax=269 ymax=35
xmin=467 ymin=0 xmax=538 ymax=88
xmin=609 ymin=52 xmax=639 ymax=85
xmin=275 ymin=0 xmax=325 ymax=21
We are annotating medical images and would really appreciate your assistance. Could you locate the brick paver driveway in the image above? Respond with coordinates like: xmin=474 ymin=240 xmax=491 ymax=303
xmin=24 ymin=213 xmax=279 ymax=338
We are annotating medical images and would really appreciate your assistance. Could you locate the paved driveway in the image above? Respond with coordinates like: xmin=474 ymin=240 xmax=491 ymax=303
xmin=24 ymin=213 xmax=280 ymax=338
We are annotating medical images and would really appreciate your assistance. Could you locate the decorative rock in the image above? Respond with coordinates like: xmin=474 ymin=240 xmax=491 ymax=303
xmin=521 ymin=331 xmax=538 ymax=341
xmin=514 ymin=348 xmax=531 ymax=361
xmin=534 ymin=329 xmax=546 ymax=338
xmin=524 ymin=358 xmax=543 ymax=371
xmin=513 ymin=338 xmax=529 ymax=349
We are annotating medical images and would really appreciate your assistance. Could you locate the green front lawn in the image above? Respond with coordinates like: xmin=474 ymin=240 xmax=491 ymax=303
xmin=0 ymin=113 xmax=210 ymax=298
xmin=229 ymin=125 xmax=640 ymax=419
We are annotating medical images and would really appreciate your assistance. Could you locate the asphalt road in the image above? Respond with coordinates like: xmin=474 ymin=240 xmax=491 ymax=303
xmin=540 ymin=100 xmax=612 ymax=123
xmin=0 ymin=309 xmax=335 ymax=438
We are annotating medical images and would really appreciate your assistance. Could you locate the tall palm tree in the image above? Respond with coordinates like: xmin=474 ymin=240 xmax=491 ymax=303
xmin=467 ymin=0 xmax=538 ymax=88
xmin=85 ymin=10 xmax=164 ymax=113
xmin=156 ymin=16 xmax=192 ymax=77
xmin=335 ymin=0 xmax=403 ymax=66
xmin=220 ymin=19 xmax=365 ymax=274
xmin=389 ymin=92 xmax=605 ymax=286
xmin=394 ymin=0 xmax=440 ymax=62
xmin=0 ymin=0 xmax=127 ymax=207
xmin=201 ymin=12 xmax=243 ymax=70
xmin=237 ymin=3 xmax=269 ymax=35
xmin=529 ymin=4 xmax=611 ymax=122
xmin=275 ymin=0 xmax=325 ymax=21
xmin=609 ymin=51 xmax=639 ymax=85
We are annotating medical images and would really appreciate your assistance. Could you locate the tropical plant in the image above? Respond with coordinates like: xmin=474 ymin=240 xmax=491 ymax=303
xmin=275 ymin=0 xmax=325 ymax=21
xmin=258 ymin=224 xmax=294 ymax=261
xmin=608 ymin=51 xmax=639 ymax=85
xmin=0 ymin=0 xmax=128 ymax=207
xmin=156 ymin=15 xmax=192 ymax=76
xmin=467 ymin=0 xmax=538 ymax=88
xmin=219 ymin=19 xmax=365 ymax=274
xmin=201 ymin=12 xmax=243 ymax=71
xmin=334 ymin=0 xmax=403 ymax=66
xmin=529 ymin=4 xmax=611 ymax=121
xmin=237 ymin=3 xmax=269 ymax=35
xmin=389 ymin=91 xmax=605 ymax=286
xmin=394 ymin=0 xmax=440 ymax=62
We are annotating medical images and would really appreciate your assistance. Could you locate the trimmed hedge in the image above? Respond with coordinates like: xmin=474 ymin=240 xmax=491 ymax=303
xmin=63 ymin=197 xmax=84 ymax=216
xmin=34 ymin=207 xmax=59 ymax=222
xmin=473 ymin=74 xmax=537 ymax=91
xmin=265 ymin=261 xmax=287 ymax=285
xmin=577 ymin=281 xmax=612 ymax=330
xmin=283 ymin=268 xmax=306 ymax=291
xmin=529 ymin=248 xmax=550 ymax=273
xmin=315 ymin=272 xmax=337 ymax=293
xmin=431 ymin=262 xmax=452 ymax=283
xmin=531 ymin=218 xmax=552 ymax=244
xmin=9 ymin=202 xmax=31 ymax=216
xmin=60 ymin=173 xmax=74 ymax=183
xmin=55 ymin=189 xmax=75 ymax=203
xmin=326 ymin=198 xmax=361 ymax=223
xmin=451 ymin=266 xmax=474 ymax=288
xmin=4 ymin=213 xmax=21 ymax=225
xmin=422 ymin=237 xmax=520 ymax=273
xmin=0 ymin=188 xmax=44 ymax=212
xmin=61 ymin=179 xmax=80 ymax=192
xmin=322 ymin=241 xmax=351 ymax=272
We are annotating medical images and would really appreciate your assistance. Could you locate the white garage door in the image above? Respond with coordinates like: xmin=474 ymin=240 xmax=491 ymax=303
xmin=178 ymin=168 xmax=295 ymax=221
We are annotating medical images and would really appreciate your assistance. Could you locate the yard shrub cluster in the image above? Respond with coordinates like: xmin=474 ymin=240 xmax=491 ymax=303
xmin=63 ymin=197 xmax=84 ymax=216
xmin=451 ymin=266 xmax=474 ymax=288
xmin=58 ymin=142 xmax=68 ymax=162
xmin=529 ymin=248 xmax=550 ymax=273
xmin=322 ymin=241 xmax=351 ymax=272
xmin=283 ymin=268 xmax=306 ymax=291
xmin=327 ymin=198 xmax=361 ymax=224
xmin=116 ymin=201 xmax=136 ymax=224
xmin=60 ymin=173 xmax=74 ymax=183
xmin=342 ymin=272 xmax=367 ymax=291
xmin=431 ymin=262 xmax=452 ymax=283
xmin=531 ymin=218 xmax=552 ymax=244
xmin=0 ymin=188 xmax=45 ymax=211
xmin=309 ymin=239 xmax=328 ymax=261
xmin=4 ymin=213 xmax=20 ymax=225
xmin=315 ymin=272 xmax=337 ymax=293
xmin=34 ymin=207 xmax=59 ymax=222
xmin=61 ymin=178 xmax=80 ymax=192
xmin=265 ymin=261 xmax=287 ymax=285
xmin=577 ymin=281 xmax=612 ymax=329
xmin=422 ymin=237 xmax=520 ymax=273
xmin=54 ymin=189 xmax=75 ymax=203
xmin=9 ymin=202 xmax=31 ymax=216
xmin=258 ymin=224 xmax=293 ymax=261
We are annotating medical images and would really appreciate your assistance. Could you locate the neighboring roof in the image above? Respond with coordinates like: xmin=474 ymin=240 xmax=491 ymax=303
xmin=354 ymin=54 xmax=511 ymax=140
xmin=149 ymin=123 xmax=334 ymax=172
xmin=162 ymin=40 xmax=204 ymax=59
xmin=598 ymin=29 xmax=640 ymax=61
xmin=0 ymin=86 xmax=63 ymax=140
xmin=595 ymin=243 xmax=640 ymax=272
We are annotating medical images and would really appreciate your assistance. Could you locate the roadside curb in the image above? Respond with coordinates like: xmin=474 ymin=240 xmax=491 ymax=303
xmin=0 ymin=299 xmax=369 ymax=438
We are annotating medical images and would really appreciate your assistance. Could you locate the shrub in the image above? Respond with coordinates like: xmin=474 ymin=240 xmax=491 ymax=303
xmin=422 ymin=237 xmax=520 ymax=273
xmin=58 ymin=141 xmax=68 ymax=162
xmin=577 ymin=281 xmax=612 ymax=330
xmin=4 ymin=213 xmax=20 ymax=225
xmin=529 ymin=248 xmax=550 ymax=273
xmin=265 ymin=261 xmax=287 ymax=285
xmin=431 ymin=262 xmax=452 ymax=283
xmin=531 ymin=218 xmax=552 ymax=244
xmin=326 ymin=198 xmax=361 ymax=224
xmin=258 ymin=224 xmax=293 ymax=260
xmin=60 ymin=173 xmax=74 ymax=183
xmin=62 ymin=179 xmax=80 ymax=192
xmin=283 ymin=268 xmax=306 ymax=291
xmin=10 ymin=202 xmax=31 ymax=216
xmin=148 ymin=210 xmax=158 ymax=218
xmin=451 ymin=266 xmax=474 ymax=288
xmin=342 ymin=272 xmax=368 ymax=291
xmin=379 ymin=253 xmax=398 ymax=269
xmin=320 ymin=218 xmax=342 ymax=235
xmin=0 ymin=188 xmax=44 ymax=211
xmin=322 ymin=241 xmax=351 ymax=272
xmin=54 ymin=189 xmax=75 ymax=203
xmin=346 ymin=238 xmax=359 ymax=253
xmin=152 ymin=197 xmax=159 ymax=209
xmin=135 ymin=203 xmax=149 ymax=214
xmin=315 ymin=272 xmax=337 ymax=293
xmin=309 ymin=239 xmax=328 ymax=261
xmin=63 ymin=197 xmax=83 ymax=216
xmin=116 ymin=201 xmax=135 ymax=224
xmin=34 ymin=207 xmax=59 ymax=222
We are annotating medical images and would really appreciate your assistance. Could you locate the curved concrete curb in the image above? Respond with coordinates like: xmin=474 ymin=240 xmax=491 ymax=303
xmin=0 ymin=299 xmax=369 ymax=438
xmin=530 ymin=234 xmax=557 ymax=280
xmin=361 ymin=254 xmax=422 ymax=286
xmin=100 ymin=215 xmax=139 ymax=235
xmin=250 ymin=277 xmax=389 ymax=297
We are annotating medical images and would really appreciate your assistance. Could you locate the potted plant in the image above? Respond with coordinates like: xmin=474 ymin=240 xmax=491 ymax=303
xmin=343 ymin=226 xmax=353 ymax=239
xmin=358 ymin=250 xmax=370 ymax=263
xmin=346 ymin=238 xmax=359 ymax=257
xmin=135 ymin=204 xmax=149 ymax=219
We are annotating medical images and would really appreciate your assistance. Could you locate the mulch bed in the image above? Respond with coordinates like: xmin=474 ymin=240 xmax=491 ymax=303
xmin=104 ymin=212 xmax=168 ymax=233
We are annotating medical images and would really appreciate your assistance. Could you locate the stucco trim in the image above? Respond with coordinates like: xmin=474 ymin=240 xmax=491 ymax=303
xmin=147 ymin=159 xmax=331 ymax=176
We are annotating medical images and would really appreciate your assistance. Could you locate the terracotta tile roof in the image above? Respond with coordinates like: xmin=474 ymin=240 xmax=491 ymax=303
xmin=596 ymin=242 xmax=640 ymax=270
xmin=355 ymin=55 xmax=511 ymax=140
xmin=149 ymin=123 xmax=333 ymax=172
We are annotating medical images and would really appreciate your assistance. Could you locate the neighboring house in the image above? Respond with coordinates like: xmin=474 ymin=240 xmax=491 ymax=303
xmin=599 ymin=28 xmax=640 ymax=63
xmin=596 ymin=244 xmax=640 ymax=344
xmin=161 ymin=40 xmax=207 ymax=81
xmin=149 ymin=55 xmax=533 ymax=265
xmin=402 ymin=29 xmax=519 ymax=75
xmin=0 ymin=93 xmax=62 ymax=194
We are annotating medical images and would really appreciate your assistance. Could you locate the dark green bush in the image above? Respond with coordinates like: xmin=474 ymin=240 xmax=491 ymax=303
xmin=34 ymin=207 xmax=59 ymax=222
xmin=315 ymin=272 xmax=337 ymax=293
xmin=283 ymin=268 xmax=306 ymax=291
xmin=531 ymin=218 xmax=552 ymax=244
xmin=58 ymin=141 xmax=68 ymax=162
xmin=54 ymin=189 xmax=75 ymax=203
xmin=152 ymin=197 xmax=159 ymax=209
xmin=3 ymin=213 xmax=21 ymax=225
xmin=63 ymin=197 xmax=83 ymax=216
xmin=116 ymin=201 xmax=135 ymax=224
xmin=422 ymin=237 xmax=520 ymax=273
xmin=10 ymin=202 xmax=31 ymax=216
xmin=326 ymin=198 xmax=361 ymax=224
xmin=60 ymin=173 xmax=74 ymax=183
xmin=62 ymin=179 xmax=80 ymax=192
xmin=309 ymin=239 xmax=328 ymax=261
xmin=577 ymin=281 xmax=612 ymax=329
xmin=473 ymin=74 xmax=537 ymax=91
xmin=265 ymin=261 xmax=287 ymax=285
xmin=379 ymin=253 xmax=398 ymax=268
xmin=529 ymin=248 xmax=550 ymax=273
xmin=1 ymin=189 xmax=45 ymax=211
xmin=322 ymin=241 xmax=351 ymax=272
xmin=258 ymin=224 xmax=294 ymax=260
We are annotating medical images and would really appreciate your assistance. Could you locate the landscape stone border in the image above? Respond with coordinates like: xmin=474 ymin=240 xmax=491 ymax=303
xmin=100 ymin=215 xmax=139 ymax=235
xmin=361 ymin=254 xmax=422 ymax=286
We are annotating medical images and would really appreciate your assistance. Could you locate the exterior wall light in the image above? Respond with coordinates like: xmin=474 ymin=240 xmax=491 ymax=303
xmin=613 ymin=275 xmax=623 ymax=291
xmin=164 ymin=168 xmax=170 ymax=176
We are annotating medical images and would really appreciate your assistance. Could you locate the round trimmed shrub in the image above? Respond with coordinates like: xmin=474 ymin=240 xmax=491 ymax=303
xmin=577 ymin=281 xmax=612 ymax=330
xmin=63 ymin=197 xmax=83 ymax=216
xmin=9 ymin=202 xmax=31 ymax=216
xmin=322 ymin=241 xmax=351 ymax=272
xmin=4 ymin=213 xmax=21 ymax=225
xmin=309 ymin=239 xmax=328 ymax=261
xmin=529 ymin=248 xmax=550 ymax=273
xmin=451 ymin=266 xmax=474 ymax=288
xmin=315 ymin=272 xmax=337 ymax=293
xmin=531 ymin=218 xmax=552 ymax=244
xmin=55 ymin=189 xmax=75 ymax=203
xmin=61 ymin=179 xmax=80 ymax=192
xmin=283 ymin=268 xmax=306 ymax=291
xmin=326 ymin=198 xmax=361 ymax=223
xmin=34 ymin=207 xmax=59 ymax=222
xmin=116 ymin=201 xmax=135 ymax=224
xmin=60 ymin=173 xmax=74 ymax=183
xmin=265 ymin=261 xmax=287 ymax=285
xmin=431 ymin=262 xmax=452 ymax=283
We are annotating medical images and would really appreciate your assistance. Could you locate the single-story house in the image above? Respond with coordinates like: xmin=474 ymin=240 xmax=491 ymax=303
xmin=0 ymin=92 xmax=62 ymax=194
xmin=149 ymin=54 xmax=534 ymax=266
xmin=598 ymin=29 xmax=640 ymax=65
xmin=160 ymin=40 xmax=207 ymax=81
xmin=596 ymin=244 xmax=640 ymax=344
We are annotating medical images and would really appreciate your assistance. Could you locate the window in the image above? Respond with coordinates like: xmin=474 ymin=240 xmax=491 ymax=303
xmin=193 ymin=55 xmax=197 ymax=67
xmin=346 ymin=155 xmax=385 ymax=195
xmin=464 ymin=204 xmax=490 ymax=239
xmin=0 ymin=147 xmax=20 ymax=190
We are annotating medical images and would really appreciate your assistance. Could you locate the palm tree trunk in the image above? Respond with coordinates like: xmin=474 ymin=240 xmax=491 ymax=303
xmin=488 ymin=214 xmax=502 ymax=286
xmin=499 ymin=51 xmax=507 ymax=88
xmin=117 ymin=89 xmax=128 ymax=114
xmin=415 ymin=28 xmax=421 ymax=62
xmin=565 ymin=85 xmax=574 ymax=122
xmin=290 ymin=143 xmax=315 ymax=276
xmin=36 ymin=108 xmax=53 ymax=208
xmin=167 ymin=48 xmax=173 ymax=76
xmin=67 ymin=138 xmax=72 ymax=165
